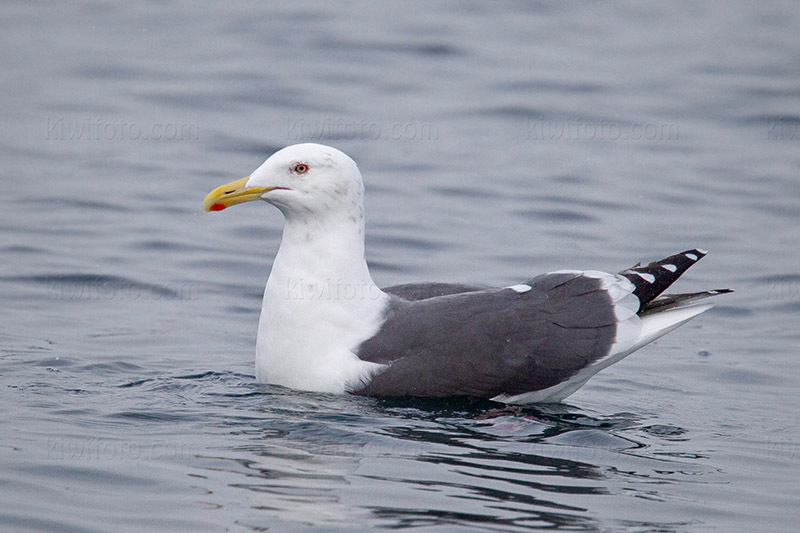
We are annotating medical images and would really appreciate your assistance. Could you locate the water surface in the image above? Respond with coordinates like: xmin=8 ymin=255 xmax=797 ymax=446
xmin=1 ymin=1 xmax=799 ymax=531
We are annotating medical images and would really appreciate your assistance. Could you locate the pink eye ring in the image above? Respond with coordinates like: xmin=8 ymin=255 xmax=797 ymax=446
xmin=291 ymin=162 xmax=309 ymax=174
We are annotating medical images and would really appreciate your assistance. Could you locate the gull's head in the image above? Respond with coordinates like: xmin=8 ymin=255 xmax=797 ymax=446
xmin=203 ymin=143 xmax=364 ymax=220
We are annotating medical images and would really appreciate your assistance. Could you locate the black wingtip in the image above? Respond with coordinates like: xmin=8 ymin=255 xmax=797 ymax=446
xmin=708 ymin=288 xmax=734 ymax=295
xmin=639 ymin=287 xmax=733 ymax=315
xmin=620 ymin=249 xmax=711 ymax=308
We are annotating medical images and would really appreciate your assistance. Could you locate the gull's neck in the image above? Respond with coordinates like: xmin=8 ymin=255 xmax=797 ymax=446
xmin=256 ymin=209 xmax=389 ymax=392
xmin=273 ymin=211 xmax=375 ymax=291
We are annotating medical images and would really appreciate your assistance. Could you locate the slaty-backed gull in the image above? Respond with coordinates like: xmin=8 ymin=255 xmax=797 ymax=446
xmin=202 ymin=143 xmax=730 ymax=404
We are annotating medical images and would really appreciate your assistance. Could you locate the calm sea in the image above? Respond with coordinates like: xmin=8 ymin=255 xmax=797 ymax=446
xmin=1 ymin=1 xmax=799 ymax=531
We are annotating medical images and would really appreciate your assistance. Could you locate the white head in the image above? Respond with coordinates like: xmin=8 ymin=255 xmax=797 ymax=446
xmin=204 ymin=144 xmax=388 ymax=393
xmin=203 ymin=143 xmax=365 ymax=225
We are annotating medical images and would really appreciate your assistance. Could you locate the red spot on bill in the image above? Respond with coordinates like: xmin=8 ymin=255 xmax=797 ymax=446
xmin=210 ymin=203 xmax=227 ymax=211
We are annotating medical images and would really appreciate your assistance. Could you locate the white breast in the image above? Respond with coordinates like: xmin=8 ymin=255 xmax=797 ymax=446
xmin=255 ymin=275 xmax=389 ymax=392
xmin=254 ymin=209 xmax=391 ymax=393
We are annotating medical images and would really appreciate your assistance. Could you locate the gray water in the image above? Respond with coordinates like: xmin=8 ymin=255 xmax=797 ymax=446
xmin=2 ymin=1 xmax=799 ymax=531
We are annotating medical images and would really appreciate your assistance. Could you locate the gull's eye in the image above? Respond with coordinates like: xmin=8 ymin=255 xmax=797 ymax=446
xmin=291 ymin=163 xmax=309 ymax=174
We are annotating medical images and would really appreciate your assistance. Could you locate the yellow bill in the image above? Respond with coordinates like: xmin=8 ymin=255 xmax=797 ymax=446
xmin=202 ymin=176 xmax=279 ymax=212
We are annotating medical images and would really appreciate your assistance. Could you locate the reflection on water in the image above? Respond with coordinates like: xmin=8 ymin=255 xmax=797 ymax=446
xmin=123 ymin=375 xmax=711 ymax=531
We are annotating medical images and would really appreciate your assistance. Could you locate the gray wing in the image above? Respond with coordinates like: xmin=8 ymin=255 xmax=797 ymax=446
xmin=354 ymin=272 xmax=619 ymax=398
xmin=384 ymin=282 xmax=486 ymax=301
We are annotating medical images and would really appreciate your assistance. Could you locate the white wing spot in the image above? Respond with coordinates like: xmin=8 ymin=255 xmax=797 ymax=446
xmin=662 ymin=264 xmax=677 ymax=272
xmin=633 ymin=271 xmax=656 ymax=283
xmin=685 ymin=253 xmax=698 ymax=261
xmin=697 ymin=248 xmax=709 ymax=255
xmin=599 ymin=273 xmax=636 ymax=301
xmin=507 ymin=284 xmax=532 ymax=294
